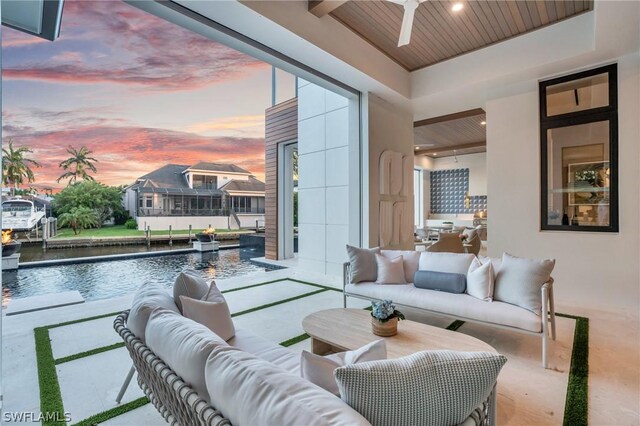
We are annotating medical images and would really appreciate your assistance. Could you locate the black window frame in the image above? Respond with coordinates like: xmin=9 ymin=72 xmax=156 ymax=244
xmin=539 ymin=63 xmax=618 ymax=233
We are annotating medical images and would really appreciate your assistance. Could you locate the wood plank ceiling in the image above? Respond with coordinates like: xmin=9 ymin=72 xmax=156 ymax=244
xmin=414 ymin=109 xmax=486 ymax=158
xmin=328 ymin=1 xmax=594 ymax=71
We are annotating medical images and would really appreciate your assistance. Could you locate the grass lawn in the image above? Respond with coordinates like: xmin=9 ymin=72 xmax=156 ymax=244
xmin=53 ymin=225 xmax=243 ymax=239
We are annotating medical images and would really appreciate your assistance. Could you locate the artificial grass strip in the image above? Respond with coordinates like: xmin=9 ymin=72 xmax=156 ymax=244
xmin=280 ymin=333 xmax=310 ymax=347
xmin=446 ymin=320 xmax=466 ymax=331
xmin=559 ymin=314 xmax=589 ymax=426
xmin=221 ymin=277 xmax=342 ymax=294
xmin=71 ymin=397 xmax=149 ymax=426
xmin=34 ymin=327 xmax=67 ymax=426
xmin=55 ymin=342 xmax=125 ymax=365
xmin=231 ymin=289 xmax=328 ymax=317
xmin=46 ymin=311 xmax=121 ymax=330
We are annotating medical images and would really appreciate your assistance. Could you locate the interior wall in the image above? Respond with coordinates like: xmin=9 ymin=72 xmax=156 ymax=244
xmin=366 ymin=94 xmax=415 ymax=249
xmin=297 ymin=79 xmax=354 ymax=275
xmin=486 ymin=53 xmax=640 ymax=313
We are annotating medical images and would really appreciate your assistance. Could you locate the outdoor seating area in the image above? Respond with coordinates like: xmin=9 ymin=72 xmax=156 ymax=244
xmin=1 ymin=0 xmax=639 ymax=425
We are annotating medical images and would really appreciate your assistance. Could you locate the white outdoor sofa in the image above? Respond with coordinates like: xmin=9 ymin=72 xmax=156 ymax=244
xmin=342 ymin=253 xmax=557 ymax=368
xmin=115 ymin=290 xmax=498 ymax=425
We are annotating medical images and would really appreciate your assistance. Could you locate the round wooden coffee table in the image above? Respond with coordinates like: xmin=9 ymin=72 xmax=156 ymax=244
xmin=302 ymin=308 xmax=496 ymax=358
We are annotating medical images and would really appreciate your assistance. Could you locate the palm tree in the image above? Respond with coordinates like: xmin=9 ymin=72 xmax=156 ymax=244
xmin=57 ymin=145 xmax=98 ymax=185
xmin=57 ymin=206 xmax=98 ymax=235
xmin=2 ymin=139 xmax=41 ymax=197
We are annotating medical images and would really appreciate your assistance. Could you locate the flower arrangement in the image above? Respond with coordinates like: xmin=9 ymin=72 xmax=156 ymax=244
xmin=371 ymin=300 xmax=405 ymax=323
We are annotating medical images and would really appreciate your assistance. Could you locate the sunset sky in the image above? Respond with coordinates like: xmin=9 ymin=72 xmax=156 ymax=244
xmin=2 ymin=0 xmax=294 ymax=190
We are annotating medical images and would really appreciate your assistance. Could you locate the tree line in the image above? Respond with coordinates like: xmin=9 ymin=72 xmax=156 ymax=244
xmin=2 ymin=140 xmax=128 ymax=234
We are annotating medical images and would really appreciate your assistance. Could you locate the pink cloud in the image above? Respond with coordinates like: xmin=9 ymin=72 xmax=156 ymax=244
xmin=3 ymin=124 xmax=265 ymax=190
xmin=3 ymin=0 xmax=269 ymax=91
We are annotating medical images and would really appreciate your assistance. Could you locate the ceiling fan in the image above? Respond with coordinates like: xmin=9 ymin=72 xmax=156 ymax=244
xmin=387 ymin=0 xmax=428 ymax=47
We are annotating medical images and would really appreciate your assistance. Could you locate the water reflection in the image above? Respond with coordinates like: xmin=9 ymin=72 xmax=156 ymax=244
xmin=3 ymin=249 xmax=276 ymax=304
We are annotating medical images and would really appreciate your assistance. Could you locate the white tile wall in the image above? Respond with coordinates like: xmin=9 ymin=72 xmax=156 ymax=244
xmin=297 ymin=82 xmax=351 ymax=276
xmin=298 ymin=188 xmax=326 ymax=224
xmin=326 ymin=89 xmax=349 ymax=112
xmin=325 ymin=108 xmax=349 ymax=150
xmin=298 ymin=151 xmax=325 ymax=189
xmin=325 ymin=186 xmax=349 ymax=225
xmin=298 ymin=83 xmax=326 ymax=120
xmin=326 ymin=224 xmax=349 ymax=264
xmin=298 ymin=115 xmax=325 ymax=154
xmin=325 ymin=147 xmax=349 ymax=187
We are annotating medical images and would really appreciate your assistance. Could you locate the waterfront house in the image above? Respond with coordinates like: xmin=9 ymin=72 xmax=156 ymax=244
xmin=122 ymin=162 xmax=265 ymax=230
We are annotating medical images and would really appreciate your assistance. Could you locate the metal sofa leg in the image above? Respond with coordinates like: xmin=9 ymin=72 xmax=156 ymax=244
xmin=541 ymin=286 xmax=549 ymax=369
xmin=489 ymin=384 xmax=498 ymax=426
xmin=116 ymin=364 xmax=136 ymax=404
xmin=548 ymin=284 xmax=557 ymax=341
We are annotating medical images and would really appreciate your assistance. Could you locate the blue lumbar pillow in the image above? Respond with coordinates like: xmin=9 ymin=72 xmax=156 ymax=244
xmin=413 ymin=270 xmax=466 ymax=293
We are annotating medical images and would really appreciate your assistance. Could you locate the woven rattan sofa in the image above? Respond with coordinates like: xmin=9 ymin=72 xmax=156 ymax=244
xmin=115 ymin=281 xmax=500 ymax=426
xmin=115 ymin=310 xmax=230 ymax=426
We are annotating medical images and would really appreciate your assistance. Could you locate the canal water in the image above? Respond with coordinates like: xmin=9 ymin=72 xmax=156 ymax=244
xmin=3 ymin=248 xmax=279 ymax=304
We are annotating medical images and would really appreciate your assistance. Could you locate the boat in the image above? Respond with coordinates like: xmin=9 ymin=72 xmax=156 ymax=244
xmin=2 ymin=198 xmax=47 ymax=231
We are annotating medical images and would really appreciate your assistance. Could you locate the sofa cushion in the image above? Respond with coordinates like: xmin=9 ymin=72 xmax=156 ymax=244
xmin=335 ymin=350 xmax=506 ymax=426
xmin=205 ymin=346 xmax=370 ymax=426
xmin=414 ymin=270 xmax=466 ymax=294
xmin=479 ymin=255 xmax=501 ymax=273
xmin=145 ymin=308 xmax=227 ymax=400
xmin=347 ymin=245 xmax=380 ymax=284
xmin=375 ymin=254 xmax=406 ymax=284
xmin=173 ymin=269 xmax=209 ymax=313
xmin=227 ymin=329 xmax=300 ymax=374
xmin=494 ymin=253 xmax=555 ymax=314
xmin=301 ymin=339 xmax=386 ymax=395
xmin=381 ymin=250 xmax=420 ymax=283
xmin=180 ymin=283 xmax=235 ymax=341
xmin=418 ymin=252 xmax=475 ymax=275
xmin=467 ymin=258 xmax=494 ymax=301
xmin=345 ymin=283 xmax=542 ymax=332
xmin=128 ymin=282 xmax=180 ymax=342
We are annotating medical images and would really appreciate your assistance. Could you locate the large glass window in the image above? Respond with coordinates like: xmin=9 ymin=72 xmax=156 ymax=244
xmin=540 ymin=64 xmax=618 ymax=232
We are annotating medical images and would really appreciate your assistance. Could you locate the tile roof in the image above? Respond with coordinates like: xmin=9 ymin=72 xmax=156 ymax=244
xmin=220 ymin=177 xmax=265 ymax=193
xmin=187 ymin=162 xmax=251 ymax=174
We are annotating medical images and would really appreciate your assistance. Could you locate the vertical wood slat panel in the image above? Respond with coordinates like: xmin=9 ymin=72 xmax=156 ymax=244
xmin=264 ymin=98 xmax=298 ymax=260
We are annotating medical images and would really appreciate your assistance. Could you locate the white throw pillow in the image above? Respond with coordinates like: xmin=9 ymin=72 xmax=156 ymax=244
xmin=173 ymin=269 xmax=209 ymax=313
xmin=375 ymin=254 xmax=406 ymax=284
xmin=381 ymin=250 xmax=420 ymax=283
xmin=467 ymin=258 xmax=494 ymax=301
xmin=419 ymin=252 xmax=476 ymax=275
xmin=128 ymin=282 xmax=179 ymax=342
xmin=180 ymin=283 xmax=235 ymax=341
xmin=335 ymin=350 xmax=507 ymax=426
xmin=180 ymin=281 xmax=236 ymax=341
xmin=145 ymin=308 xmax=227 ymax=399
xmin=205 ymin=346 xmax=370 ymax=426
xmin=300 ymin=339 xmax=387 ymax=395
xmin=493 ymin=253 xmax=556 ymax=314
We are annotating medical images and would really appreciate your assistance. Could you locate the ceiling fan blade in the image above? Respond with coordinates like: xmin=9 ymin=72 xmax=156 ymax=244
xmin=398 ymin=1 xmax=418 ymax=47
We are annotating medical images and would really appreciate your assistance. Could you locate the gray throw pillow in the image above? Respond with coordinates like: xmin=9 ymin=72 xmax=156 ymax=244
xmin=173 ymin=269 xmax=209 ymax=313
xmin=493 ymin=253 xmax=555 ymax=314
xmin=346 ymin=245 xmax=380 ymax=283
xmin=335 ymin=350 xmax=507 ymax=426
xmin=413 ymin=270 xmax=466 ymax=293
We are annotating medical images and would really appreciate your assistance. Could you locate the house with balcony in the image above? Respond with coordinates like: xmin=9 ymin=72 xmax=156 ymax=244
xmin=123 ymin=162 xmax=265 ymax=230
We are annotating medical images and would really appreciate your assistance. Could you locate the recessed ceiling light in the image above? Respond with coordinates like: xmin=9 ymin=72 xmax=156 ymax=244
xmin=433 ymin=153 xmax=438 ymax=156
xmin=480 ymin=121 xmax=486 ymax=125
xmin=451 ymin=2 xmax=464 ymax=12
xmin=414 ymin=147 xmax=419 ymax=150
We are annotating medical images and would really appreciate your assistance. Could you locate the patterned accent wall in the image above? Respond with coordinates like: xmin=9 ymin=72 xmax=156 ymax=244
xmin=430 ymin=169 xmax=488 ymax=214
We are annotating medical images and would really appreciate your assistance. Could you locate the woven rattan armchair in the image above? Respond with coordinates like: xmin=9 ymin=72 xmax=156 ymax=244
xmin=114 ymin=310 xmax=231 ymax=426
